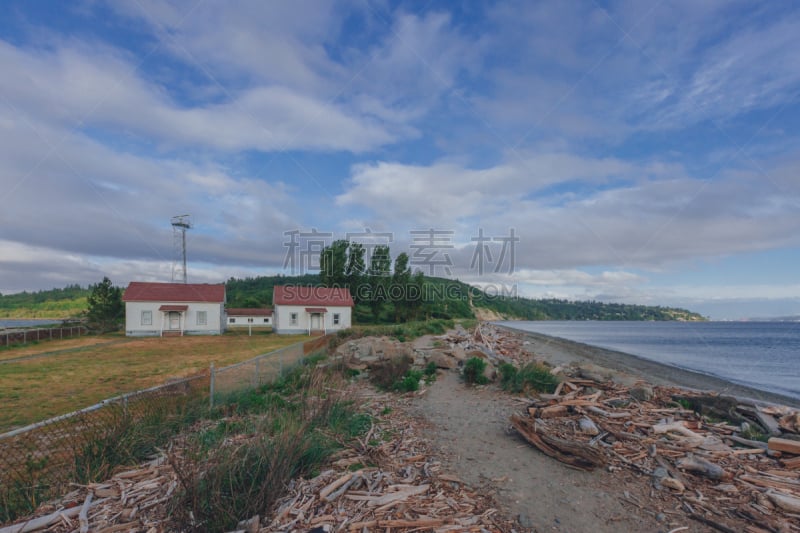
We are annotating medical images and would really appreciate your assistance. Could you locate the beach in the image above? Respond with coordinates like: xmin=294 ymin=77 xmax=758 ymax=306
xmin=498 ymin=323 xmax=800 ymax=409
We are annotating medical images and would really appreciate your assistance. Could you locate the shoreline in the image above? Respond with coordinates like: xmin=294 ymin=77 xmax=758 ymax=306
xmin=496 ymin=323 xmax=800 ymax=409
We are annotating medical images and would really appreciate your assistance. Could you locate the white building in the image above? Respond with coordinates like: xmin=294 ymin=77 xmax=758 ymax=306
xmin=226 ymin=308 xmax=273 ymax=327
xmin=273 ymin=285 xmax=353 ymax=334
xmin=122 ymin=282 xmax=226 ymax=336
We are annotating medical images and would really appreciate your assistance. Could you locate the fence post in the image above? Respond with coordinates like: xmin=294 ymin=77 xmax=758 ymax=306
xmin=254 ymin=357 xmax=260 ymax=388
xmin=209 ymin=362 xmax=215 ymax=409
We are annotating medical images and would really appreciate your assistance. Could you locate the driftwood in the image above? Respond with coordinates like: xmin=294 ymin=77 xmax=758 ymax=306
xmin=676 ymin=454 xmax=725 ymax=480
xmin=511 ymin=413 xmax=606 ymax=471
xmin=768 ymin=437 xmax=800 ymax=455
xmin=766 ymin=490 xmax=800 ymax=513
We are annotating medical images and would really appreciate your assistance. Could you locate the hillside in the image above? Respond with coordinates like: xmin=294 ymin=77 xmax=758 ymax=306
xmin=227 ymin=274 xmax=704 ymax=322
xmin=0 ymin=285 xmax=89 ymax=318
xmin=2 ymin=276 xmax=704 ymax=322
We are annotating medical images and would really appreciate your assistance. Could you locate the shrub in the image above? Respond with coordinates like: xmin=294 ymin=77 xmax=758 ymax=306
xmin=393 ymin=369 xmax=423 ymax=392
xmin=499 ymin=362 xmax=558 ymax=394
xmin=463 ymin=357 xmax=489 ymax=385
xmin=368 ymin=355 xmax=412 ymax=390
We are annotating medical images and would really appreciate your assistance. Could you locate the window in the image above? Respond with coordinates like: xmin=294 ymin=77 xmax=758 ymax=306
xmin=197 ymin=311 xmax=207 ymax=325
xmin=141 ymin=310 xmax=152 ymax=325
xmin=263 ymin=318 xmax=269 ymax=323
xmin=333 ymin=313 xmax=340 ymax=326
xmin=247 ymin=318 xmax=254 ymax=323
xmin=229 ymin=317 xmax=235 ymax=324
xmin=290 ymin=312 xmax=298 ymax=325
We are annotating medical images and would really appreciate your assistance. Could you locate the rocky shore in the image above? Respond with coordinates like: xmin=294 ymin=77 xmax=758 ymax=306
xmin=498 ymin=323 xmax=800 ymax=409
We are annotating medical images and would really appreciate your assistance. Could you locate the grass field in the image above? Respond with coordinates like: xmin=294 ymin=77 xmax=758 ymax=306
xmin=0 ymin=331 xmax=311 ymax=432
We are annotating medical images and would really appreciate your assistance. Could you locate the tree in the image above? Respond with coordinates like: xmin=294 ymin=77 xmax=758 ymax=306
xmin=392 ymin=253 xmax=411 ymax=322
xmin=345 ymin=242 xmax=366 ymax=304
xmin=367 ymin=245 xmax=392 ymax=321
xmin=86 ymin=277 xmax=123 ymax=333
xmin=319 ymin=240 xmax=349 ymax=287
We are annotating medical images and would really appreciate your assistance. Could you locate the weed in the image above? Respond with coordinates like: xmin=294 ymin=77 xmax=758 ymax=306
xmin=463 ymin=357 xmax=489 ymax=385
xmin=393 ymin=369 xmax=423 ymax=392
xmin=368 ymin=355 xmax=412 ymax=390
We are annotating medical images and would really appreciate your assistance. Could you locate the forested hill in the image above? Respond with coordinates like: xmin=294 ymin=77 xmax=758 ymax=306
xmin=0 ymin=285 xmax=89 ymax=318
xmin=1 ymin=276 xmax=705 ymax=321
xmin=225 ymin=274 xmax=705 ymax=322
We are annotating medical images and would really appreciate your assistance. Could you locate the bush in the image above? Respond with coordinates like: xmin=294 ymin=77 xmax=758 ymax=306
xmin=463 ymin=357 xmax=489 ymax=385
xmin=499 ymin=362 xmax=558 ymax=394
xmin=393 ymin=369 xmax=423 ymax=392
xmin=368 ymin=355 xmax=412 ymax=390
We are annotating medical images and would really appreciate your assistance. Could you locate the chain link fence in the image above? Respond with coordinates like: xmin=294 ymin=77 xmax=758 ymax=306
xmin=0 ymin=336 xmax=329 ymax=523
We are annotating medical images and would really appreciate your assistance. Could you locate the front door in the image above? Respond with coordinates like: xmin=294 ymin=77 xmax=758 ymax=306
xmin=169 ymin=312 xmax=181 ymax=330
xmin=310 ymin=313 xmax=321 ymax=330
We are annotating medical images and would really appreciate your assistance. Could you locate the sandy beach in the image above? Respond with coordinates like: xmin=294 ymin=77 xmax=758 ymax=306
xmin=498 ymin=323 xmax=800 ymax=409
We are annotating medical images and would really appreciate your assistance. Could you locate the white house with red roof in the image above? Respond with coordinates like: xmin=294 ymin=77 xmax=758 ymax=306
xmin=225 ymin=307 xmax=273 ymax=328
xmin=122 ymin=282 xmax=226 ymax=336
xmin=272 ymin=285 xmax=353 ymax=334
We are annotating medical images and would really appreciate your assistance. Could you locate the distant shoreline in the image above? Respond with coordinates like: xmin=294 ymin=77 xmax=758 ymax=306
xmin=497 ymin=323 xmax=800 ymax=409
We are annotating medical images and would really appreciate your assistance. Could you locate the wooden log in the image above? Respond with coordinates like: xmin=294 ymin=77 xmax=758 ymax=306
xmin=652 ymin=421 xmax=703 ymax=442
xmin=0 ymin=498 xmax=107 ymax=533
xmin=660 ymin=477 xmax=685 ymax=492
xmin=767 ymin=490 xmax=800 ymax=513
xmin=768 ymin=437 xmax=800 ymax=455
xmin=79 ymin=492 xmax=93 ymax=533
xmin=511 ymin=413 xmax=606 ymax=471
xmin=783 ymin=456 xmax=800 ymax=469
xmin=738 ymin=474 xmax=800 ymax=492
xmin=753 ymin=409 xmax=782 ymax=436
xmin=587 ymin=406 xmax=631 ymax=419
xmin=579 ymin=417 xmax=600 ymax=436
xmin=676 ymin=454 xmax=725 ymax=480
xmin=728 ymin=434 xmax=768 ymax=450
xmin=319 ymin=472 xmax=354 ymax=501
xmin=535 ymin=405 xmax=569 ymax=419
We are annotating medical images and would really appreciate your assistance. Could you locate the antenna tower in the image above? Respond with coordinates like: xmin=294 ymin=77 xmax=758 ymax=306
xmin=171 ymin=215 xmax=192 ymax=283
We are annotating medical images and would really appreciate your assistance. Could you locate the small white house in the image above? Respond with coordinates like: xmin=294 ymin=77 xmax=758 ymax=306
xmin=226 ymin=308 xmax=273 ymax=327
xmin=273 ymin=285 xmax=353 ymax=334
xmin=123 ymin=282 xmax=226 ymax=336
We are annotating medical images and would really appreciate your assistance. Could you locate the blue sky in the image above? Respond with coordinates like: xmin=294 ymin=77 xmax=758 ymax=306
xmin=1 ymin=0 xmax=799 ymax=320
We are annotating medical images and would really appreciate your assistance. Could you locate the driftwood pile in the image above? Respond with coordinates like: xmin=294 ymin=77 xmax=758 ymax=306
xmin=2 ymin=389 xmax=517 ymax=533
xmin=511 ymin=376 xmax=800 ymax=532
xmin=263 ymin=389 xmax=516 ymax=532
xmin=0 ymin=456 xmax=177 ymax=533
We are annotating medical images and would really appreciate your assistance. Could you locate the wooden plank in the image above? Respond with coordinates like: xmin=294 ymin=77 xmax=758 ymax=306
xmin=768 ymin=437 xmax=800 ymax=455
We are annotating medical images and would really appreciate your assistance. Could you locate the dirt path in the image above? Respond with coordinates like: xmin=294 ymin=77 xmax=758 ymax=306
xmin=409 ymin=371 xmax=682 ymax=533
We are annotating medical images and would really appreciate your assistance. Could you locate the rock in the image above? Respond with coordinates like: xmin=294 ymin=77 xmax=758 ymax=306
xmin=483 ymin=362 xmax=497 ymax=382
xmin=429 ymin=350 xmax=459 ymax=370
xmin=449 ymin=344 xmax=467 ymax=362
xmin=518 ymin=513 xmax=533 ymax=528
xmin=467 ymin=349 xmax=488 ymax=360
xmin=630 ymin=384 xmax=654 ymax=402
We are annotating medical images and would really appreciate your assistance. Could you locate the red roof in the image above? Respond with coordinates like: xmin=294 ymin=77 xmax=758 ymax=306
xmin=123 ymin=282 xmax=225 ymax=303
xmin=226 ymin=308 xmax=273 ymax=317
xmin=159 ymin=304 xmax=188 ymax=311
xmin=273 ymin=285 xmax=354 ymax=307
xmin=305 ymin=307 xmax=328 ymax=313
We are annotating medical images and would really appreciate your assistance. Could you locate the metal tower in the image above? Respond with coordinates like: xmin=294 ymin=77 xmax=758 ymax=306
xmin=171 ymin=215 xmax=192 ymax=283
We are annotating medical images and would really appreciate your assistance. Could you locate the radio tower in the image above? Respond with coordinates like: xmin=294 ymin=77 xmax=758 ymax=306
xmin=171 ymin=215 xmax=192 ymax=283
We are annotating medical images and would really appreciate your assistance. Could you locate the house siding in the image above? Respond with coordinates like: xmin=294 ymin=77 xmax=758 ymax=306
xmin=227 ymin=315 xmax=272 ymax=326
xmin=273 ymin=304 xmax=351 ymax=334
xmin=125 ymin=301 xmax=225 ymax=336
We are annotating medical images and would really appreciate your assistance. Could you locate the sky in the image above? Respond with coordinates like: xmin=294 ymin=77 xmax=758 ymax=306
xmin=1 ymin=0 xmax=799 ymax=320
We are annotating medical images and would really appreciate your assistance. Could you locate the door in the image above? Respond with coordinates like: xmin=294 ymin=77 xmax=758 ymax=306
xmin=169 ymin=312 xmax=181 ymax=330
xmin=311 ymin=313 xmax=321 ymax=330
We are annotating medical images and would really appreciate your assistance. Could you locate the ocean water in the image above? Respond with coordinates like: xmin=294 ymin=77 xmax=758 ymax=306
xmin=497 ymin=321 xmax=800 ymax=400
xmin=0 ymin=319 xmax=60 ymax=330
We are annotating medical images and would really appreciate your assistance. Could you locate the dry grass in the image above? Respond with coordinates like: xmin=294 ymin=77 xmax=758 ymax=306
xmin=0 ymin=336 xmax=121 ymax=362
xmin=0 ymin=331 xmax=311 ymax=432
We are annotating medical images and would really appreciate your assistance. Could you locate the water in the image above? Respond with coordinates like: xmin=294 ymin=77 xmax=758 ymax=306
xmin=497 ymin=321 xmax=800 ymax=400
xmin=0 ymin=319 xmax=60 ymax=330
